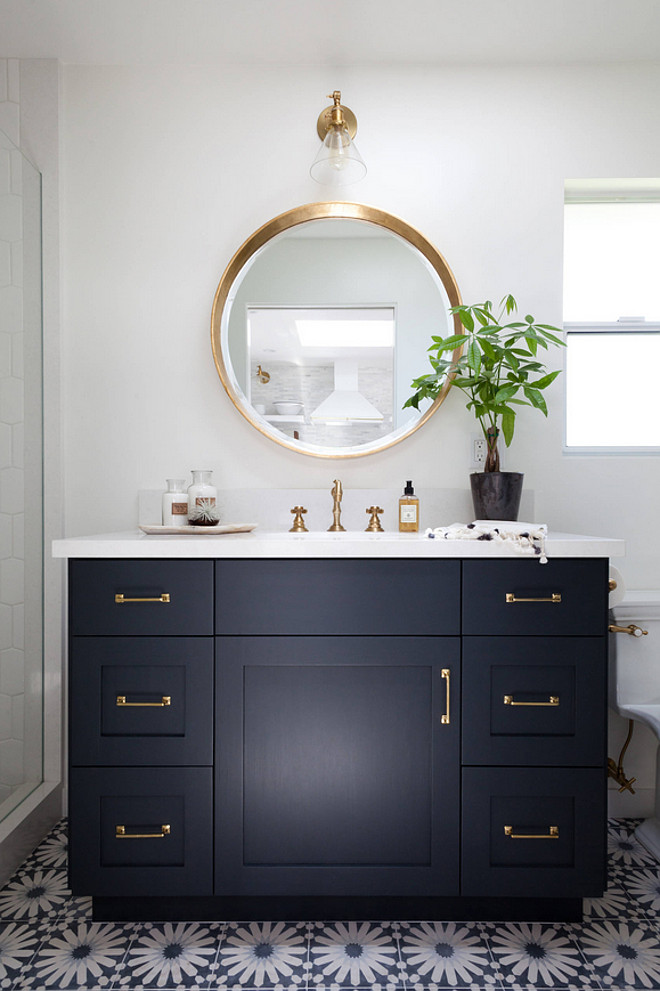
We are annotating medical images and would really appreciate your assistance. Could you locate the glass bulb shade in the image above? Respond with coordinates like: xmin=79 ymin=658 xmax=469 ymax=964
xmin=310 ymin=124 xmax=367 ymax=185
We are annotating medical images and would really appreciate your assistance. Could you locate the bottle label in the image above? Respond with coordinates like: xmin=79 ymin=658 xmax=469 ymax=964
xmin=195 ymin=496 xmax=216 ymax=507
xmin=172 ymin=502 xmax=188 ymax=516
xmin=400 ymin=505 xmax=417 ymax=523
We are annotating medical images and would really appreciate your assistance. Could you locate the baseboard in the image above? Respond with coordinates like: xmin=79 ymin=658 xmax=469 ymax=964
xmin=608 ymin=785 xmax=655 ymax=819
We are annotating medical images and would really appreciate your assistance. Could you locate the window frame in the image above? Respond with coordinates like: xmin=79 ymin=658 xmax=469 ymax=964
xmin=563 ymin=183 xmax=660 ymax=455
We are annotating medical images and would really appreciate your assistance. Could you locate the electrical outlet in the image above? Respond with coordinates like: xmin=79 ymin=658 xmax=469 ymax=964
xmin=471 ymin=435 xmax=486 ymax=469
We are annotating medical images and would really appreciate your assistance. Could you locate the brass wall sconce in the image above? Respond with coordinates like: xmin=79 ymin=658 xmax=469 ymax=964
xmin=256 ymin=365 xmax=270 ymax=384
xmin=310 ymin=90 xmax=367 ymax=185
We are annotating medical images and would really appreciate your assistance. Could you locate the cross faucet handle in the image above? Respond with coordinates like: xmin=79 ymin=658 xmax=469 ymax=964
xmin=289 ymin=506 xmax=308 ymax=533
xmin=365 ymin=506 xmax=384 ymax=532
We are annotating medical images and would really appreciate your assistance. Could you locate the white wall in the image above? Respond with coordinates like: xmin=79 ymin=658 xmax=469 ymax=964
xmin=61 ymin=61 xmax=660 ymax=584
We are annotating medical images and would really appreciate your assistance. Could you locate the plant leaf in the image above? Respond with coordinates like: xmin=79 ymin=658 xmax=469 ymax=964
xmin=494 ymin=384 xmax=518 ymax=403
xmin=523 ymin=387 xmax=548 ymax=414
xmin=501 ymin=409 xmax=516 ymax=445
xmin=467 ymin=340 xmax=481 ymax=374
xmin=530 ymin=370 xmax=561 ymax=390
xmin=457 ymin=309 xmax=474 ymax=332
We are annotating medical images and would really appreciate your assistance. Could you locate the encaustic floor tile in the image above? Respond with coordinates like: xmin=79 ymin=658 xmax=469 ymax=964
xmin=395 ymin=919 xmax=499 ymax=989
xmin=2 ymin=819 xmax=660 ymax=990
xmin=11 ymin=919 xmax=135 ymax=990
xmin=214 ymin=920 xmax=310 ymax=990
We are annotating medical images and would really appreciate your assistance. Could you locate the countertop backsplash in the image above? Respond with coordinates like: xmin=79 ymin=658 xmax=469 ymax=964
xmin=137 ymin=487 xmax=535 ymax=533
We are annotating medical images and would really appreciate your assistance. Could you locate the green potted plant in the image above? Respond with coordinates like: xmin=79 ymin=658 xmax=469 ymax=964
xmin=404 ymin=294 xmax=565 ymax=520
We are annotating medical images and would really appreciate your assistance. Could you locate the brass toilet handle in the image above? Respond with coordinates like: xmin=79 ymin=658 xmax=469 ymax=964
xmin=609 ymin=623 xmax=648 ymax=637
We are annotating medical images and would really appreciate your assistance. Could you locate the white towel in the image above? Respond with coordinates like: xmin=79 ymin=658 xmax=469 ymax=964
xmin=426 ymin=521 xmax=549 ymax=563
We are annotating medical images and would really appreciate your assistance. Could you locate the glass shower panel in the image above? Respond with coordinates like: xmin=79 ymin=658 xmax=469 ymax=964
xmin=0 ymin=130 xmax=43 ymax=820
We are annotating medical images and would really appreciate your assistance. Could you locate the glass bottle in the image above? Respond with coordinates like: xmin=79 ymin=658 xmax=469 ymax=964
xmin=187 ymin=470 xmax=217 ymax=514
xmin=162 ymin=479 xmax=189 ymax=527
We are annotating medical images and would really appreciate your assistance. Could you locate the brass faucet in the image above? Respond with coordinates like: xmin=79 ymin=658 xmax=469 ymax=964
xmin=328 ymin=479 xmax=345 ymax=532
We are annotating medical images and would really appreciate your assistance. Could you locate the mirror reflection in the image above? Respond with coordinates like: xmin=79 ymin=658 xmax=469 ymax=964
xmin=211 ymin=204 xmax=462 ymax=458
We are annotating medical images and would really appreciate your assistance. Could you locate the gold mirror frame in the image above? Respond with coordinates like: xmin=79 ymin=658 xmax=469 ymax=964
xmin=210 ymin=202 xmax=463 ymax=459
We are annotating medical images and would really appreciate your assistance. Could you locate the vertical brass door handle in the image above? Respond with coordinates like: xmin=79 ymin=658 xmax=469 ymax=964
xmin=441 ymin=668 xmax=450 ymax=724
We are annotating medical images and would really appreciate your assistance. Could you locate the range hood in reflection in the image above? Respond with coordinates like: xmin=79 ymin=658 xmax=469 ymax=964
xmin=310 ymin=359 xmax=384 ymax=423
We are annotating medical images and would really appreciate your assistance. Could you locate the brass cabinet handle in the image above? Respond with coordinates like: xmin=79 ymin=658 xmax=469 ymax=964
xmin=506 ymin=593 xmax=561 ymax=604
xmin=503 ymin=695 xmax=559 ymax=707
xmin=115 ymin=824 xmax=171 ymax=839
xmin=115 ymin=593 xmax=171 ymax=604
xmin=441 ymin=668 xmax=450 ymax=725
xmin=116 ymin=695 xmax=171 ymax=707
xmin=504 ymin=825 xmax=559 ymax=840
xmin=608 ymin=623 xmax=648 ymax=637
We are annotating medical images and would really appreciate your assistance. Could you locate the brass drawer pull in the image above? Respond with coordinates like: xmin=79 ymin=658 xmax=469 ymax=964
xmin=115 ymin=593 xmax=171 ymax=604
xmin=504 ymin=695 xmax=559 ymax=707
xmin=504 ymin=825 xmax=559 ymax=840
xmin=506 ymin=593 xmax=561 ymax=604
xmin=116 ymin=695 xmax=171 ymax=708
xmin=441 ymin=668 xmax=450 ymax=725
xmin=115 ymin=824 xmax=171 ymax=839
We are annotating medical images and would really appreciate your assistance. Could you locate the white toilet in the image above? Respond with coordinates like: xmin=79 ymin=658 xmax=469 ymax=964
xmin=609 ymin=589 xmax=660 ymax=858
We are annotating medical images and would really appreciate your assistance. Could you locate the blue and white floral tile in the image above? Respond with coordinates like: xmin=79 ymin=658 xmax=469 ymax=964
xmin=621 ymin=866 xmax=660 ymax=919
xmin=482 ymin=921 xmax=596 ymax=990
xmin=114 ymin=921 xmax=223 ymax=989
xmin=0 ymin=866 xmax=71 ymax=921
xmin=0 ymin=918 xmax=48 ymax=989
xmin=11 ymin=919 xmax=134 ymax=989
xmin=397 ymin=919 xmax=499 ymax=989
xmin=584 ymin=868 xmax=646 ymax=920
xmin=21 ymin=827 xmax=68 ymax=872
xmin=306 ymin=920 xmax=403 ymax=990
xmin=607 ymin=828 xmax=657 ymax=870
xmin=577 ymin=918 xmax=660 ymax=989
xmin=214 ymin=920 xmax=309 ymax=989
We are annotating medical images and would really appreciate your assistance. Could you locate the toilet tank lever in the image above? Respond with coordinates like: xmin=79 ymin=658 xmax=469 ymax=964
xmin=608 ymin=623 xmax=649 ymax=637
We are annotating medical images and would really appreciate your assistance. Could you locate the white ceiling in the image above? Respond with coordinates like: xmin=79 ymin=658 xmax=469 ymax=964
xmin=2 ymin=0 xmax=660 ymax=66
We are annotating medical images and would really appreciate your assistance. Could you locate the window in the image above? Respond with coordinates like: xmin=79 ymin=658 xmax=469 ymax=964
xmin=564 ymin=185 xmax=660 ymax=449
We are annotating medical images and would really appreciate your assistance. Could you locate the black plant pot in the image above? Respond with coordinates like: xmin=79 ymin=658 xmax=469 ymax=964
xmin=470 ymin=471 xmax=524 ymax=521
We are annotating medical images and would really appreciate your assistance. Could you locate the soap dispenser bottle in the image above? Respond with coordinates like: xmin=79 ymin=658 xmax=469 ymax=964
xmin=399 ymin=480 xmax=419 ymax=532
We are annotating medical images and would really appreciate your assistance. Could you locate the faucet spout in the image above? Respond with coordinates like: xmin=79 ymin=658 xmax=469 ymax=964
xmin=328 ymin=479 xmax=345 ymax=532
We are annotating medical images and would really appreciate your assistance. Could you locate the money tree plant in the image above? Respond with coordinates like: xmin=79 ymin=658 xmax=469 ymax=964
xmin=404 ymin=294 xmax=565 ymax=472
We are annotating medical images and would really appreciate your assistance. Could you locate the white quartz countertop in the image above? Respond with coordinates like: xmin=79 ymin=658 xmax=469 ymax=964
xmin=52 ymin=529 xmax=625 ymax=559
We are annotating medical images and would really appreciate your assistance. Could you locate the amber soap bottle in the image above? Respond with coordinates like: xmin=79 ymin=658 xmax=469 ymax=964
xmin=399 ymin=480 xmax=419 ymax=532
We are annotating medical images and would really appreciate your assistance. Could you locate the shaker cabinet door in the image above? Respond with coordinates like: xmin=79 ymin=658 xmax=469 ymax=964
xmin=215 ymin=636 xmax=460 ymax=896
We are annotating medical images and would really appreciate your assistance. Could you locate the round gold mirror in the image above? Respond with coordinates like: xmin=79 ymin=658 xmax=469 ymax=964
xmin=211 ymin=203 xmax=462 ymax=458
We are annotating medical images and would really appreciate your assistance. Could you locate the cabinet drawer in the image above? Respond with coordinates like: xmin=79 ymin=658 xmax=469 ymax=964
xmin=462 ymin=637 xmax=606 ymax=766
xmin=69 ymin=560 xmax=214 ymax=636
xmin=462 ymin=559 xmax=608 ymax=636
xmin=68 ymin=767 xmax=213 ymax=896
xmin=69 ymin=637 xmax=214 ymax=766
xmin=216 ymin=560 xmax=460 ymax=635
xmin=462 ymin=767 xmax=606 ymax=897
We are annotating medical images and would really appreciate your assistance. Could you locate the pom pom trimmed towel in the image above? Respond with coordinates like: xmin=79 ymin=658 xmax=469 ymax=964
xmin=426 ymin=521 xmax=548 ymax=563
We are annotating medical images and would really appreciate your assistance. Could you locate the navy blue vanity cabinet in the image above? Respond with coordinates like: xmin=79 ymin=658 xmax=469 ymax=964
xmin=66 ymin=553 xmax=610 ymax=917
xmin=68 ymin=560 xmax=214 ymax=896
xmin=461 ymin=558 xmax=609 ymax=898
